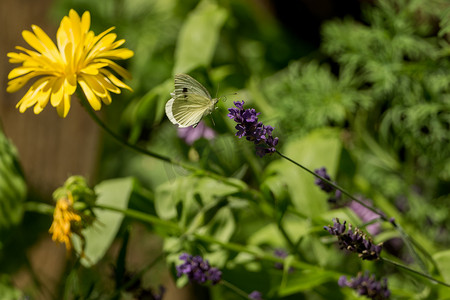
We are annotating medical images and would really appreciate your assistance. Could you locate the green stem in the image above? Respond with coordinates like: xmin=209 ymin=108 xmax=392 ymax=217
xmin=23 ymin=202 xmax=54 ymax=215
xmin=94 ymin=204 xmax=181 ymax=233
xmin=381 ymin=257 xmax=450 ymax=288
xmin=79 ymin=96 xmax=245 ymax=190
xmin=277 ymin=223 xmax=297 ymax=253
xmin=275 ymin=150 xmax=388 ymax=221
xmin=220 ymin=280 xmax=251 ymax=299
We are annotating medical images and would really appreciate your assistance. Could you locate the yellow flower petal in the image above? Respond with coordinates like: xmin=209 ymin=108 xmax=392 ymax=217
xmin=7 ymin=52 xmax=28 ymax=63
xmin=97 ymin=48 xmax=134 ymax=60
xmin=31 ymin=25 xmax=61 ymax=62
xmin=79 ymin=78 xmax=101 ymax=110
xmin=101 ymin=93 xmax=112 ymax=105
xmin=110 ymin=39 xmax=126 ymax=49
xmin=57 ymin=92 xmax=71 ymax=118
xmin=80 ymin=11 xmax=91 ymax=34
xmin=8 ymin=67 xmax=34 ymax=80
xmin=88 ymin=27 xmax=115 ymax=50
xmin=16 ymin=77 xmax=48 ymax=112
xmin=82 ymin=74 xmax=107 ymax=97
xmin=50 ymin=77 xmax=64 ymax=107
xmin=22 ymin=30 xmax=48 ymax=54
xmin=95 ymin=58 xmax=132 ymax=80
xmin=94 ymin=74 xmax=121 ymax=94
xmin=8 ymin=9 xmax=133 ymax=117
xmin=100 ymin=69 xmax=133 ymax=91
xmin=80 ymin=63 xmax=108 ymax=75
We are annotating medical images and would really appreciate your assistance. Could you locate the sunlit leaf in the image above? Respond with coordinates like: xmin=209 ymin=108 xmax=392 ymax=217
xmin=74 ymin=177 xmax=134 ymax=267
xmin=174 ymin=0 xmax=228 ymax=73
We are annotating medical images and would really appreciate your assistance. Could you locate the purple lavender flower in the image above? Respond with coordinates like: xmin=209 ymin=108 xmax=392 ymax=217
xmin=228 ymin=101 xmax=278 ymax=157
xmin=349 ymin=198 xmax=381 ymax=235
xmin=176 ymin=253 xmax=222 ymax=285
xmin=314 ymin=167 xmax=341 ymax=202
xmin=324 ymin=218 xmax=383 ymax=260
xmin=248 ymin=290 xmax=263 ymax=300
xmin=339 ymin=272 xmax=390 ymax=299
xmin=178 ymin=121 xmax=216 ymax=145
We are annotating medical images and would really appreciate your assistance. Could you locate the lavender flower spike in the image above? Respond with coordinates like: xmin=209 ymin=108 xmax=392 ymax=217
xmin=324 ymin=218 xmax=383 ymax=260
xmin=339 ymin=272 xmax=390 ymax=299
xmin=228 ymin=101 xmax=278 ymax=157
xmin=176 ymin=253 xmax=222 ymax=285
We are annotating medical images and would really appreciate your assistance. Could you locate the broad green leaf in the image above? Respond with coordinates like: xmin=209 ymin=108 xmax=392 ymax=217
xmin=74 ymin=177 xmax=134 ymax=267
xmin=174 ymin=0 xmax=228 ymax=73
xmin=278 ymin=269 xmax=336 ymax=296
xmin=0 ymin=130 xmax=26 ymax=231
xmin=248 ymin=217 xmax=310 ymax=247
xmin=197 ymin=206 xmax=235 ymax=242
xmin=265 ymin=128 xmax=342 ymax=217
xmin=155 ymin=176 xmax=240 ymax=224
xmin=433 ymin=250 xmax=450 ymax=283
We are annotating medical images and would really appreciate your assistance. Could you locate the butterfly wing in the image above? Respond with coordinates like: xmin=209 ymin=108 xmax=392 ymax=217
xmin=174 ymin=74 xmax=212 ymax=99
xmin=165 ymin=93 xmax=215 ymax=128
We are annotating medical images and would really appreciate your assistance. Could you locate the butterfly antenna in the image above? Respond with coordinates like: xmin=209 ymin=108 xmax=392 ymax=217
xmin=219 ymin=92 xmax=238 ymax=102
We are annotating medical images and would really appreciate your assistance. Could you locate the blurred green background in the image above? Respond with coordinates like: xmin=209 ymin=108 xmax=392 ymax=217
xmin=1 ymin=0 xmax=449 ymax=299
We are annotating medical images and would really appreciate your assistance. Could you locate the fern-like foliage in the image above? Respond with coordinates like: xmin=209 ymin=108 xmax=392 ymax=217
xmin=258 ymin=0 xmax=450 ymax=238
xmin=321 ymin=0 xmax=450 ymax=181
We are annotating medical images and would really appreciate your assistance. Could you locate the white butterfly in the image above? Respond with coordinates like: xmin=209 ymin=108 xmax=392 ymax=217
xmin=165 ymin=74 xmax=218 ymax=128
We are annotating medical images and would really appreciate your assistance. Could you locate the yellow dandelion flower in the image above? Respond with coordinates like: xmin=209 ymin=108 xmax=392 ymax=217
xmin=49 ymin=192 xmax=81 ymax=250
xmin=7 ymin=9 xmax=133 ymax=117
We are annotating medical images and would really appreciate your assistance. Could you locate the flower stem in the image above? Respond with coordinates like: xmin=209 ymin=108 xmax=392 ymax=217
xmin=23 ymin=201 xmax=54 ymax=215
xmin=94 ymin=204 xmax=181 ymax=233
xmin=381 ymin=257 xmax=450 ymax=288
xmin=79 ymin=96 xmax=245 ymax=190
xmin=275 ymin=150 xmax=387 ymax=221
xmin=220 ymin=280 xmax=252 ymax=299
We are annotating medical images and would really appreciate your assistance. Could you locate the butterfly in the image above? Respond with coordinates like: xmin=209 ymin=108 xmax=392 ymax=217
xmin=165 ymin=74 xmax=218 ymax=128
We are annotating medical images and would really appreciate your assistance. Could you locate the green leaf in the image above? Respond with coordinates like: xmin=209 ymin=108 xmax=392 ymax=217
xmin=265 ymin=128 xmax=342 ymax=217
xmin=0 ymin=130 xmax=26 ymax=231
xmin=155 ymin=176 xmax=240 ymax=225
xmin=174 ymin=0 xmax=228 ymax=74
xmin=278 ymin=269 xmax=336 ymax=296
xmin=433 ymin=250 xmax=450 ymax=283
xmin=74 ymin=177 xmax=134 ymax=267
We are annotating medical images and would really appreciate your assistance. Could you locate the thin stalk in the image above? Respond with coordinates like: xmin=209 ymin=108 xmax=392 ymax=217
xmin=275 ymin=150 xmax=387 ymax=221
xmin=23 ymin=201 xmax=54 ymax=215
xmin=221 ymin=280 xmax=251 ymax=299
xmin=381 ymin=257 xmax=450 ymax=288
xmin=94 ymin=204 xmax=181 ymax=233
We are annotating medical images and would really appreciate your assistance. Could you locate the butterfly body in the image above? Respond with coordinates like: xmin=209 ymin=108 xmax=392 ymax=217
xmin=165 ymin=74 xmax=218 ymax=128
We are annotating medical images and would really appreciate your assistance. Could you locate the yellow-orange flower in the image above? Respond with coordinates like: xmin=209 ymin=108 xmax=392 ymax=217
xmin=49 ymin=192 xmax=81 ymax=250
xmin=7 ymin=9 xmax=133 ymax=117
